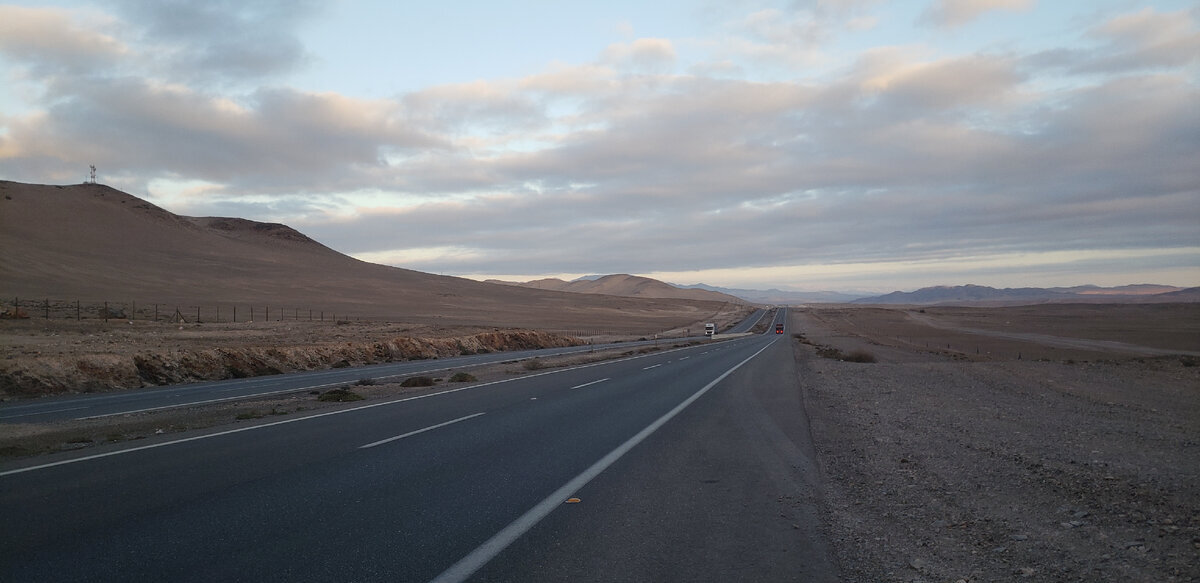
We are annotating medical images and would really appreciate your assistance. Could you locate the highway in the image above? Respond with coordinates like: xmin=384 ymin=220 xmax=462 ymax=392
xmin=0 ymin=309 xmax=768 ymax=424
xmin=1 ymin=308 xmax=837 ymax=581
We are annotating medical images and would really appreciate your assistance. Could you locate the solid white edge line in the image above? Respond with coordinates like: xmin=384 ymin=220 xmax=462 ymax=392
xmin=1 ymin=337 xmax=756 ymax=478
xmin=429 ymin=337 xmax=778 ymax=583
xmin=359 ymin=413 xmax=485 ymax=449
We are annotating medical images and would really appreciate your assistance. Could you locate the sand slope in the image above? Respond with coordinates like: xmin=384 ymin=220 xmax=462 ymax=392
xmin=0 ymin=181 xmax=742 ymax=332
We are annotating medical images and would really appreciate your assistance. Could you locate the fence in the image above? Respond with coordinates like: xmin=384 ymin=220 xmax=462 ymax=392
xmin=1 ymin=297 xmax=363 ymax=324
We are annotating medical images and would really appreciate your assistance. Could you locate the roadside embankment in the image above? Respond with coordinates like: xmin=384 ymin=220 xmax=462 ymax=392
xmin=0 ymin=326 xmax=579 ymax=398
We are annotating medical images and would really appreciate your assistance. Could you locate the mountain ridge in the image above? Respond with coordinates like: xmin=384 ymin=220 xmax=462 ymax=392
xmin=852 ymin=284 xmax=1197 ymax=306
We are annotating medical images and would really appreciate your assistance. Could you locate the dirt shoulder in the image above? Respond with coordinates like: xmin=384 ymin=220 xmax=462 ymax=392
xmin=795 ymin=306 xmax=1199 ymax=582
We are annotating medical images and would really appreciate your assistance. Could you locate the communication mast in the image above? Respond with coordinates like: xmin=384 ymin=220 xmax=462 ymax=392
xmin=88 ymin=165 xmax=97 ymax=184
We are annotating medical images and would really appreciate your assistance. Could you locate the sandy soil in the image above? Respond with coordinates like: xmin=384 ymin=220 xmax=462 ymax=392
xmin=795 ymin=304 xmax=1199 ymax=582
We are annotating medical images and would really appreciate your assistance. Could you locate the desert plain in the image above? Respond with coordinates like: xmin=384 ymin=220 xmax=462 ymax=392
xmin=3 ymin=300 xmax=1198 ymax=581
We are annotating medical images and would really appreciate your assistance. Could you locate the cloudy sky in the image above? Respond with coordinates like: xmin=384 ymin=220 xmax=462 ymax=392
xmin=1 ymin=0 xmax=1197 ymax=292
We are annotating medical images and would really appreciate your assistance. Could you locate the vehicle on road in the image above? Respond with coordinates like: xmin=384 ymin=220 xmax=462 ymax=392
xmin=776 ymin=323 xmax=784 ymax=334
xmin=705 ymin=323 xmax=715 ymax=337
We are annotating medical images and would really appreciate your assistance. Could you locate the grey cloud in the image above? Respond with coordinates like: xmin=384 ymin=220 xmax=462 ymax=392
xmin=1 ymin=77 xmax=442 ymax=194
xmin=104 ymin=0 xmax=322 ymax=83
xmin=1023 ymin=8 xmax=1200 ymax=76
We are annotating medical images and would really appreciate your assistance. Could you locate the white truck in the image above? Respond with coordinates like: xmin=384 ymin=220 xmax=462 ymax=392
xmin=704 ymin=323 xmax=715 ymax=337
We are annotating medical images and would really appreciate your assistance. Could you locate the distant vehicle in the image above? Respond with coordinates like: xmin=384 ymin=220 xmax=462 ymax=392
xmin=775 ymin=323 xmax=784 ymax=334
xmin=705 ymin=323 xmax=715 ymax=337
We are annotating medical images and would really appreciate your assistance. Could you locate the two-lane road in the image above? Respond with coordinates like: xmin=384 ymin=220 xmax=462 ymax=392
xmin=0 ymin=335 xmax=732 ymax=424
xmin=2 ymin=308 xmax=835 ymax=581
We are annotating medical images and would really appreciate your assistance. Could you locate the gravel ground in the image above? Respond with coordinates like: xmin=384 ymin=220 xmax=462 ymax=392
xmin=794 ymin=308 xmax=1199 ymax=582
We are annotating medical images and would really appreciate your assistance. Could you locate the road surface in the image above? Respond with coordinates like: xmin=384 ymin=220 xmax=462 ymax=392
xmin=0 ymin=309 xmax=769 ymax=424
xmin=1 ymin=309 xmax=836 ymax=581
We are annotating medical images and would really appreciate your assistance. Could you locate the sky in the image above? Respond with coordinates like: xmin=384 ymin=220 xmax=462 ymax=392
xmin=1 ymin=0 xmax=1197 ymax=293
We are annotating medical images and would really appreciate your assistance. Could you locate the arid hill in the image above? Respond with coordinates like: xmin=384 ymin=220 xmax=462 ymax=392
xmin=0 ymin=181 xmax=743 ymax=334
xmin=490 ymin=274 xmax=747 ymax=304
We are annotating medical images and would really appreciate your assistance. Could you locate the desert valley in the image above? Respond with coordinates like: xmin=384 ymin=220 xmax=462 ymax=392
xmin=2 ymin=180 xmax=1198 ymax=582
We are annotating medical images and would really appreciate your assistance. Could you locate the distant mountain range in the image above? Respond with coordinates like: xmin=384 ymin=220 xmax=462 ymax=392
xmin=674 ymin=283 xmax=868 ymax=304
xmin=851 ymin=284 xmax=1199 ymax=306
xmin=491 ymin=277 xmax=1199 ymax=307
xmin=487 ymin=274 xmax=747 ymax=304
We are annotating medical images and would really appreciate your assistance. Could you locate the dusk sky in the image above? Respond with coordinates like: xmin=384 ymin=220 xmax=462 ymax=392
xmin=1 ymin=0 xmax=1197 ymax=292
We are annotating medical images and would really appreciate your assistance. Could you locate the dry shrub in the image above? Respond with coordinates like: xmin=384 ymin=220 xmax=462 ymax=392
xmin=400 ymin=376 xmax=435 ymax=387
xmin=844 ymin=350 xmax=877 ymax=363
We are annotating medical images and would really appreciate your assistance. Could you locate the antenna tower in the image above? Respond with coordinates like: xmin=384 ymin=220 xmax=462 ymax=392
xmin=88 ymin=165 xmax=97 ymax=184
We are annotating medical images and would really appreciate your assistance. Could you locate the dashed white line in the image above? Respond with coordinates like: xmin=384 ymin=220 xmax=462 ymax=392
xmin=642 ymin=364 xmax=662 ymax=370
xmin=0 ymin=406 xmax=90 ymax=420
xmin=571 ymin=378 xmax=610 ymax=390
xmin=359 ymin=413 xmax=486 ymax=449
xmin=429 ymin=338 xmax=777 ymax=583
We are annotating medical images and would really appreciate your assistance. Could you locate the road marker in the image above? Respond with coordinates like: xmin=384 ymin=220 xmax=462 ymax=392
xmin=359 ymin=412 xmax=485 ymax=449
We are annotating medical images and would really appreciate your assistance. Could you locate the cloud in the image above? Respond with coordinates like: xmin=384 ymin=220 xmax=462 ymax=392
xmin=1 ymin=2 xmax=1196 ymax=290
xmin=600 ymin=38 xmax=677 ymax=72
xmin=0 ymin=5 xmax=128 ymax=75
xmin=102 ymin=0 xmax=322 ymax=83
xmin=0 ymin=78 xmax=443 ymax=193
xmin=920 ymin=0 xmax=1034 ymax=29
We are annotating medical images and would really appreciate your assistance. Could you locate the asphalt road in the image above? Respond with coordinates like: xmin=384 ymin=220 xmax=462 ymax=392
xmin=1 ymin=308 xmax=836 ymax=581
xmin=0 ymin=308 xmax=770 ymax=424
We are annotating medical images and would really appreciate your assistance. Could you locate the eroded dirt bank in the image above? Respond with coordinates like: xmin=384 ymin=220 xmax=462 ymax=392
xmin=0 ymin=321 xmax=579 ymax=397
xmin=795 ymin=307 xmax=1199 ymax=582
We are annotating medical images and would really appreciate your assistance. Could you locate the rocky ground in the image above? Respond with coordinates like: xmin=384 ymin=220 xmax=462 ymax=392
xmin=794 ymin=307 xmax=1199 ymax=582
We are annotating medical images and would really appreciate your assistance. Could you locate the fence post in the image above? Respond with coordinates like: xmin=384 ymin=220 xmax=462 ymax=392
xmin=266 ymin=306 xmax=269 ymax=322
xmin=132 ymin=301 xmax=136 ymax=321
xmin=104 ymin=301 xmax=108 ymax=323
xmin=233 ymin=306 xmax=237 ymax=322
xmin=44 ymin=298 xmax=49 ymax=319
xmin=196 ymin=306 xmax=201 ymax=323
xmin=155 ymin=304 xmax=158 ymax=322
xmin=251 ymin=306 xmax=255 ymax=322
xmin=77 ymin=300 xmax=81 ymax=321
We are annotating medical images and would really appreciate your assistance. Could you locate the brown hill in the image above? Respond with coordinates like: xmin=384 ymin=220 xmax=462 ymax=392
xmin=0 ymin=181 xmax=743 ymax=334
xmin=492 ymin=274 xmax=747 ymax=304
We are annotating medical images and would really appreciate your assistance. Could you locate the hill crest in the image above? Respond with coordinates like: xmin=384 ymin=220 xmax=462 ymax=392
xmin=0 ymin=181 xmax=738 ymax=333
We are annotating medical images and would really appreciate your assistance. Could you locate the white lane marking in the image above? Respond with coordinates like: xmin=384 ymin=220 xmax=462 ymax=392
xmin=0 ymin=406 xmax=90 ymax=420
xmin=570 ymin=378 xmax=610 ymax=390
xmin=430 ymin=338 xmax=778 ymax=583
xmin=2 ymin=336 xmax=762 ymax=478
xmin=359 ymin=413 xmax=485 ymax=449
xmin=679 ymin=356 xmax=690 ymax=360
xmin=642 ymin=364 xmax=662 ymax=370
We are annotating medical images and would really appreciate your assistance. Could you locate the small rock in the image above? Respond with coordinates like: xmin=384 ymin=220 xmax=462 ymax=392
xmin=1015 ymin=567 xmax=1036 ymax=577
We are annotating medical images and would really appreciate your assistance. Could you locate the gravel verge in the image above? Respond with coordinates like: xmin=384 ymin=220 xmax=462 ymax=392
xmin=795 ymin=309 xmax=1199 ymax=582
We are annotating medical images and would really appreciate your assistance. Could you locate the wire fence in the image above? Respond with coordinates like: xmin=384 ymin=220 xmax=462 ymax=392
xmin=1 ymin=296 xmax=365 ymax=324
